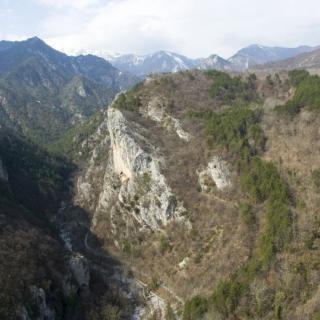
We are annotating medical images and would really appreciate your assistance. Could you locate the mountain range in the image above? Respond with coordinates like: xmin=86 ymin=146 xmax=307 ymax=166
xmin=257 ymin=48 xmax=320 ymax=70
xmin=0 ymin=37 xmax=139 ymax=143
xmin=81 ymin=44 xmax=320 ymax=76
xmin=2 ymin=35 xmax=320 ymax=319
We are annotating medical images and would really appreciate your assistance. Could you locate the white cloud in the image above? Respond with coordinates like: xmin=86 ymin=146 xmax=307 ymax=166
xmin=35 ymin=0 xmax=101 ymax=10
xmin=10 ymin=0 xmax=320 ymax=58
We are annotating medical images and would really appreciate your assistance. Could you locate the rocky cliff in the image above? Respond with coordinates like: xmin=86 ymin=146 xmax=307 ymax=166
xmin=65 ymin=70 xmax=320 ymax=319
xmin=75 ymin=101 xmax=187 ymax=239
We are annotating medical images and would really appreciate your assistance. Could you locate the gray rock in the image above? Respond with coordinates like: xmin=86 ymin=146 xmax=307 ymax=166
xmin=69 ymin=253 xmax=90 ymax=288
xmin=29 ymin=286 xmax=55 ymax=320
xmin=0 ymin=157 xmax=8 ymax=181
xmin=199 ymin=156 xmax=232 ymax=191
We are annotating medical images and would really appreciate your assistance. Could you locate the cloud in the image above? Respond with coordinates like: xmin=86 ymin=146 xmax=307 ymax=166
xmin=5 ymin=0 xmax=320 ymax=58
xmin=35 ymin=0 xmax=101 ymax=10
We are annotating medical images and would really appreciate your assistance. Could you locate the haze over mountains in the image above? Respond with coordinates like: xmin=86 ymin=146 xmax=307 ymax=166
xmin=258 ymin=48 xmax=320 ymax=70
xmin=78 ymin=44 xmax=320 ymax=76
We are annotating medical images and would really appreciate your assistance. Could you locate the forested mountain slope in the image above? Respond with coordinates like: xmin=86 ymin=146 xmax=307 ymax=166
xmin=53 ymin=69 xmax=320 ymax=319
xmin=0 ymin=37 xmax=139 ymax=144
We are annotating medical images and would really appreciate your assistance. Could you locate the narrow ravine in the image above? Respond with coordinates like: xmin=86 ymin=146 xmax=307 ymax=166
xmin=56 ymin=202 xmax=180 ymax=319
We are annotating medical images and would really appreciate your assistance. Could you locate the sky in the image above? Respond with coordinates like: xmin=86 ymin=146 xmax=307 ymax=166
xmin=1 ymin=0 xmax=320 ymax=58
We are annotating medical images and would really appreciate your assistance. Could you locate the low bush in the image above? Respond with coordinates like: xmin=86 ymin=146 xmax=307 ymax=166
xmin=183 ymin=296 xmax=208 ymax=320
xmin=275 ymin=70 xmax=320 ymax=116
xmin=238 ymin=202 xmax=255 ymax=226
xmin=206 ymin=105 xmax=262 ymax=156
xmin=311 ymin=169 xmax=320 ymax=190
xmin=206 ymin=70 xmax=258 ymax=104
xmin=241 ymin=157 xmax=290 ymax=203
xmin=211 ymin=278 xmax=248 ymax=316
xmin=114 ymin=91 xmax=141 ymax=111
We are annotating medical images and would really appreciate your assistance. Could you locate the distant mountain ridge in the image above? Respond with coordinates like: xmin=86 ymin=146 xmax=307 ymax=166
xmin=0 ymin=37 xmax=139 ymax=143
xmin=229 ymin=44 xmax=319 ymax=70
xmin=81 ymin=44 xmax=319 ymax=76
xmin=256 ymin=48 xmax=320 ymax=70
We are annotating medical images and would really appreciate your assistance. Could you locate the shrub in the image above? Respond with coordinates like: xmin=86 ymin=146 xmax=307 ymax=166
xmin=288 ymin=69 xmax=309 ymax=86
xmin=121 ymin=240 xmax=132 ymax=254
xmin=160 ymin=235 xmax=171 ymax=253
xmin=206 ymin=70 xmax=258 ymax=104
xmin=238 ymin=202 xmax=255 ymax=226
xmin=276 ymin=70 xmax=320 ymax=116
xmin=241 ymin=157 xmax=290 ymax=203
xmin=183 ymin=296 xmax=208 ymax=320
xmin=258 ymin=200 xmax=292 ymax=265
xmin=206 ymin=105 xmax=261 ymax=156
xmin=211 ymin=278 xmax=247 ymax=316
xmin=114 ymin=90 xmax=141 ymax=111
xmin=311 ymin=169 xmax=320 ymax=190
xmin=149 ymin=277 xmax=161 ymax=291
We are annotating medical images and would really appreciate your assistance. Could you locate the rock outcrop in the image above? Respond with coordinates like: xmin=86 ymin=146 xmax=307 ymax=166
xmin=106 ymin=107 xmax=185 ymax=228
xmin=0 ymin=157 xmax=8 ymax=181
xmin=145 ymin=97 xmax=191 ymax=141
xmin=18 ymin=286 xmax=56 ymax=320
xmin=69 ymin=253 xmax=90 ymax=288
xmin=198 ymin=156 xmax=232 ymax=191
xmin=75 ymin=104 xmax=185 ymax=234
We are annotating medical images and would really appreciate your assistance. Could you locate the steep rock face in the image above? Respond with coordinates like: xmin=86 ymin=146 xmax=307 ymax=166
xmin=29 ymin=286 xmax=56 ymax=320
xmin=0 ymin=157 xmax=8 ymax=181
xmin=75 ymin=105 xmax=185 ymax=234
xmin=106 ymin=107 xmax=185 ymax=228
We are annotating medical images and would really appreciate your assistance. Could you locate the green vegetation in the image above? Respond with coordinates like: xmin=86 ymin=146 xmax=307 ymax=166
xmin=311 ymin=169 xmax=320 ymax=190
xmin=238 ymin=202 xmax=255 ymax=226
xmin=288 ymin=69 xmax=309 ymax=86
xmin=113 ymin=88 xmax=142 ymax=111
xmin=185 ymin=93 xmax=293 ymax=318
xmin=276 ymin=70 xmax=320 ymax=116
xmin=160 ymin=235 xmax=171 ymax=253
xmin=211 ymin=278 xmax=247 ymax=316
xmin=241 ymin=157 xmax=290 ymax=203
xmin=121 ymin=240 xmax=132 ymax=254
xmin=206 ymin=106 xmax=260 ymax=155
xmin=48 ymin=111 xmax=105 ymax=161
xmin=258 ymin=200 xmax=292 ymax=265
xmin=183 ymin=296 xmax=208 ymax=320
xmin=149 ymin=277 xmax=161 ymax=291
xmin=190 ymin=104 xmax=264 ymax=160
xmin=206 ymin=70 xmax=258 ymax=104
xmin=160 ymin=76 xmax=177 ymax=87
xmin=0 ymin=129 xmax=73 ymax=219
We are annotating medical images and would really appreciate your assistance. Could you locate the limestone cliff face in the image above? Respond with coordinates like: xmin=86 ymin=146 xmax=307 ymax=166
xmin=198 ymin=156 xmax=232 ymax=191
xmin=75 ymin=103 xmax=185 ymax=234
xmin=107 ymin=107 xmax=185 ymax=228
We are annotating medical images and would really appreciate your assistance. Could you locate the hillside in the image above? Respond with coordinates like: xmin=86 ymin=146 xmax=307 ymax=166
xmin=257 ymin=48 xmax=320 ymax=71
xmin=3 ymin=65 xmax=320 ymax=319
xmin=0 ymin=128 xmax=148 ymax=319
xmin=0 ymin=37 xmax=139 ymax=144
xmin=48 ymin=68 xmax=320 ymax=319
